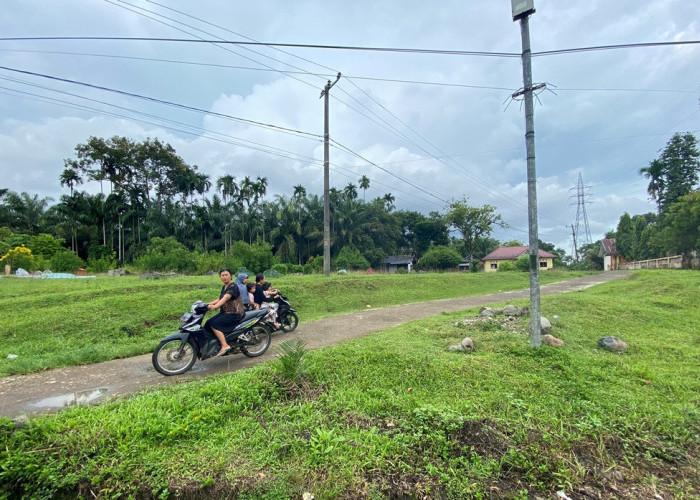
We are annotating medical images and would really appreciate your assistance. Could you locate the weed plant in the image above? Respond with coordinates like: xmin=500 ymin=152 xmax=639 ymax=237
xmin=0 ymin=270 xmax=587 ymax=376
xmin=0 ymin=271 xmax=698 ymax=498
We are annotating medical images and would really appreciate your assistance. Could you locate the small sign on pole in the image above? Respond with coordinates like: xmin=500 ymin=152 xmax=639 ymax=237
xmin=511 ymin=0 xmax=535 ymax=20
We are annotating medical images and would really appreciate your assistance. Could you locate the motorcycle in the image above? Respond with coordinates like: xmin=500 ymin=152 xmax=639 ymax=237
xmin=152 ymin=301 xmax=273 ymax=376
xmin=274 ymin=292 xmax=299 ymax=332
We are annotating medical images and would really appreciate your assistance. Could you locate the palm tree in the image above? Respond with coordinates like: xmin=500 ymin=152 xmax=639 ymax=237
xmin=383 ymin=193 xmax=395 ymax=211
xmin=344 ymin=183 xmax=358 ymax=200
xmin=359 ymin=175 xmax=370 ymax=201
xmin=59 ymin=162 xmax=84 ymax=196
xmin=216 ymin=174 xmax=238 ymax=203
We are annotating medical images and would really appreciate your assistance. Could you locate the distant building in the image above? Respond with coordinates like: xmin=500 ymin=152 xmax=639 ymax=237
xmin=600 ymin=238 xmax=624 ymax=270
xmin=383 ymin=255 xmax=416 ymax=273
xmin=481 ymin=246 xmax=557 ymax=273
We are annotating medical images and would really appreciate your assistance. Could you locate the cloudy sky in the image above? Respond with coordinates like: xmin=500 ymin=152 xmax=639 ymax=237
xmin=1 ymin=0 xmax=698 ymax=254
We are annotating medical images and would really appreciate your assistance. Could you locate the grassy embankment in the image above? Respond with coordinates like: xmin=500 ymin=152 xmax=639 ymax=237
xmin=0 ymin=270 xmax=698 ymax=498
xmin=0 ymin=270 xmax=588 ymax=376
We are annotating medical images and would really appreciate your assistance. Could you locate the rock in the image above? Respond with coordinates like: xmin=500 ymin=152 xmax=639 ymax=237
xmin=302 ymin=493 xmax=315 ymax=500
xmin=139 ymin=272 xmax=157 ymax=280
xmin=503 ymin=305 xmax=528 ymax=316
xmin=540 ymin=316 xmax=552 ymax=334
xmin=459 ymin=337 xmax=475 ymax=352
xmin=598 ymin=336 xmax=628 ymax=353
xmin=108 ymin=268 xmax=127 ymax=277
xmin=480 ymin=308 xmax=495 ymax=317
xmin=542 ymin=334 xmax=564 ymax=347
xmin=502 ymin=305 xmax=520 ymax=316
xmin=448 ymin=345 xmax=463 ymax=352
xmin=7 ymin=354 xmax=18 ymax=359
xmin=14 ymin=268 xmax=29 ymax=277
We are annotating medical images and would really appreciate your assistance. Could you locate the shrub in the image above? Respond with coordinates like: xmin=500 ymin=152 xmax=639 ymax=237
xmin=49 ymin=249 xmax=85 ymax=272
xmin=0 ymin=245 xmax=36 ymax=272
xmin=303 ymin=255 xmax=323 ymax=274
xmin=497 ymin=260 xmax=516 ymax=272
xmin=272 ymin=263 xmax=288 ymax=275
xmin=230 ymin=241 xmax=277 ymax=274
xmin=515 ymin=255 xmax=530 ymax=272
xmin=418 ymin=245 xmax=462 ymax=270
xmin=28 ymin=234 xmax=65 ymax=259
xmin=396 ymin=267 xmax=408 ymax=274
xmin=334 ymin=246 xmax=370 ymax=270
xmin=290 ymin=264 xmax=303 ymax=274
xmin=133 ymin=237 xmax=195 ymax=272
xmin=86 ymin=256 xmax=115 ymax=273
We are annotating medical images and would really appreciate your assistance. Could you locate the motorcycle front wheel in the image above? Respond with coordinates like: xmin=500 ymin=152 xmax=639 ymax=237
xmin=241 ymin=325 xmax=272 ymax=357
xmin=279 ymin=311 xmax=299 ymax=332
xmin=152 ymin=339 xmax=197 ymax=376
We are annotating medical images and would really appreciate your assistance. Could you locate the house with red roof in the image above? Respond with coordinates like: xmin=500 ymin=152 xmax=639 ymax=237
xmin=480 ymin=246 xmax=558 ymax=272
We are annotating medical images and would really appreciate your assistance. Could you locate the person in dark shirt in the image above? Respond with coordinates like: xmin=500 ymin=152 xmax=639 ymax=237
xmin=204 ymin=268 xmax=244 ymax=356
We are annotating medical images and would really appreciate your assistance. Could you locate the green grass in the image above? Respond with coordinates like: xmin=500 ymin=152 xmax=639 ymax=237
xmin=0 ymin=270 xmax=588 ymax=376
xmin=0 ymin=270 xmax=698 ymax=499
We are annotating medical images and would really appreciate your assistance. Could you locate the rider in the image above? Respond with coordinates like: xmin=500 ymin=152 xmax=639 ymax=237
xmin=204 ymin=268 xmax=244 ymax=356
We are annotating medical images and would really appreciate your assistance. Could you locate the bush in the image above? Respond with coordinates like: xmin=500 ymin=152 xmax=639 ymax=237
xmin=272 ymin=263 xmax=288 ymax=275
xmin=289 ymin=264 xmax=303 ymax=274
xmin=515 ymin=255 xmax=530 ymax=272
xmin=133 ymin=237 xmax=195 ymax=272
xmin=0 ymin=245 xmax=36 ymax=272
xmin=86 ymin=256 xmax=115 ymax=273
xmin=418 ymin=245 xmax=462 ymax=270
xmin=49 ymin=249 xmax=85 ymax=272
xmin=396 ymin=267 xmax=408 ymax=274
xmin=303 ymin=255 xmax=323 ymax=274
xmin=230 ymin=241 xmax=277 ymax=275
xmin=497 ymin=260 xmax=516 ymax=272
xmin=333 ymin=246 xmax=370 ymax=270
xmin=28 ymin=234 xmax=65 ymax=259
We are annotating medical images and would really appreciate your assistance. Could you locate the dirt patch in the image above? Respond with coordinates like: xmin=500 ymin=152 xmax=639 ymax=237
xmin=450 ymin=419 xmax=511 ymax=457
xmin=364 ymin=471 xmax=444 ymax=500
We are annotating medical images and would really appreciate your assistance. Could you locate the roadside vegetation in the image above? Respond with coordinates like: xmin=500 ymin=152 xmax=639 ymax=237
xmin=1 ymin=270 xmax=698 ymax=498
xmin=0 ymin=270 xmax=589 ymax=376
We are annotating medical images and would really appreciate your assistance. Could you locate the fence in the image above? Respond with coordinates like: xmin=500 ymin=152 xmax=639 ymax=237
xmin=620 ymin=255 xmax=683 ymax=270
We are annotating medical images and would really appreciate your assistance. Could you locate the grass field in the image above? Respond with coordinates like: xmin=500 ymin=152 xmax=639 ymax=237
xmin=0 ymin=270 xmax=588 ymax=376
xmin=0 ymin=270 xmax=698 ymax=499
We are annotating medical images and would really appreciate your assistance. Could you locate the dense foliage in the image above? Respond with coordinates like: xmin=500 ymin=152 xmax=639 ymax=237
xmin=0 ymin=136 xmax=515 ymax=273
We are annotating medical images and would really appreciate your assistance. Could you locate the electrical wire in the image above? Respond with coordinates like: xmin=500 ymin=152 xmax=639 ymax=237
xmin=0 ymin=65 xmax=322 ymax=139
xmin=2 ymin=36 xmax=698 ymax=58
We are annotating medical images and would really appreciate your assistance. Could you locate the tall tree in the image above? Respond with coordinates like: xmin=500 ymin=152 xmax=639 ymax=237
xmin=640 ymin=132 xmax=700 ymax=214
xmin=359 ymin=175 xmax=370 ymax=201
xmin=445 ymin=199 xmax=504 ymax=260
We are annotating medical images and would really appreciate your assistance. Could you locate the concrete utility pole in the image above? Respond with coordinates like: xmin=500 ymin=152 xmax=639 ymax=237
xmin=512 ymin=0 xmax=542 ymax=347
xmin=320 ymin=73 xmax=341 ymax=277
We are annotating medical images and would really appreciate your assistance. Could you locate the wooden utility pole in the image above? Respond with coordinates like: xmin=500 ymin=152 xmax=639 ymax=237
xmin=320 ymin=73 xmax=341 ymax=277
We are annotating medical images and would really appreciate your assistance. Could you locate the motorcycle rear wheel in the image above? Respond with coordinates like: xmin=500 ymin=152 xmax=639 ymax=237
xmin=241 ymin=325 xmax=272 ymax=357
xmin=152 ymin=339 xmax=197 ymax=376
xmin=279 ymin=311 xmax=299 ymax=332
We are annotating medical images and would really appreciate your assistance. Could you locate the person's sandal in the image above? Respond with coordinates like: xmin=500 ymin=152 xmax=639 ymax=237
xmin=215 ymin=346 xmax=232 ymax=357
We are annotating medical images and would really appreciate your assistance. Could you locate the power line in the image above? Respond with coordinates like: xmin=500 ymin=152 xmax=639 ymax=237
xmin=2 ymin=36 xmax=698 ymax=57
xmin=0 ymin=65 xmax=322 ymax=140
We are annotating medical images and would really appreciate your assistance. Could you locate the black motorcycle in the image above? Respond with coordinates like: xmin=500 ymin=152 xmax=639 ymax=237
xmin=274 ymin=292 xmax=299 ymax=332
xmin=152 ymin=301 xmax=273 ymax=376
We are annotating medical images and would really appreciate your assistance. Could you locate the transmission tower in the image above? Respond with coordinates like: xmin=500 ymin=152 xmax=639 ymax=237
xmin=569 ymin=173 xmax=593 ymax=249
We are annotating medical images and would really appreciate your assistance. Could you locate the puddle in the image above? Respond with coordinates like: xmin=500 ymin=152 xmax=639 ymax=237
xmin=31 ymin=388 xmax=109 ymax=409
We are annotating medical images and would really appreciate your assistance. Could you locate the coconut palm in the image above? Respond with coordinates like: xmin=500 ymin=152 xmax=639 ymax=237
xmin=359 ymin=175 xmax=370 ymax=201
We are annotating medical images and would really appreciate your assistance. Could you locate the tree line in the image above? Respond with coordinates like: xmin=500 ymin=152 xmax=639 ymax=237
xmin=613 ymin=132 xmax=700 ymax=268
xmin=1 ymin=135 xmax=533 ymax=273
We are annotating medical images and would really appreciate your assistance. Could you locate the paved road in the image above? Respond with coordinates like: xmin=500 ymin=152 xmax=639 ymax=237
xmin=0 ymin=271 xmax=628 ymax=419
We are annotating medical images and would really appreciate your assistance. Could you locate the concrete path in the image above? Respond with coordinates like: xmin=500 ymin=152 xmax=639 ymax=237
xmin=0 ymin=271 xmax=628 ymax=419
